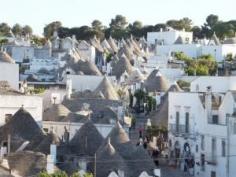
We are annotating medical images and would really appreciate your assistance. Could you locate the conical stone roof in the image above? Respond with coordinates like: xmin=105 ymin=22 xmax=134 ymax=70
xmin=94 ymin=77 xmax=119 ymax=100
xmin=112 ymin=54 xmax=133 ymax=79
xmin=108 ymin=36 xmax=118 ymax=53
xmin=69 ymin=121 xmax=104 ymax=156
xmin=43 ymin=104 xmax=71 ymax=121
xmin=0 ymin=107 xmax=43 ymax=142
xmin=144 ymin=69 xmax=170 ymax=92
xmin=96 ymin=138 xmax=127 ymax=177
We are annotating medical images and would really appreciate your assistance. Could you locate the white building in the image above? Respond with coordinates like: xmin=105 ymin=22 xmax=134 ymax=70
xmin=77 ymin=40 xmax=96 ymax=63
xmin=0 ymin=89 xmax=43 ymax=126
xmin=0 ymin=51 xmax=19 ymax=90
xmin=168 ymin=79 xmax=236 ymax=177
xmin=147 ymin=28 xmax=193 ymax=45
xmin=150 ymin=29 xmax=236 ymax=62
xmin=66 ymin=75 xmax=116 ymax=92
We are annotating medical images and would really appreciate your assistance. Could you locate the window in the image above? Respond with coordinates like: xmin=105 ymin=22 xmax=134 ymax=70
xmin=212 ymin=115 xmax=219 ymax=124
xmin=185 ymin=112 xmax=189 ymax=133
xmin=222 ymin=140 xmax=226 ymax=157
xmin=5 ymin=114 xmax=12 ymax=123
xmin=176 ymin=112 xmax=180 ymax=133
xmin=201 ymin=154 xmax=205 ymax=171
xmin=211 ymin=171 xmax=216 ymax=177
xmin=201 ymin=135 xmax=205 ymax=151
xmin=212 ymin=138 xmax=217 ymax=162
xmin=233 ymin=122 xmax=236 ymax=134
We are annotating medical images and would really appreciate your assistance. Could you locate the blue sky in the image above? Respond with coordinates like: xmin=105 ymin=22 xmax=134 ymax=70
xmin=1 ymin=0 xmax=235 ymax=35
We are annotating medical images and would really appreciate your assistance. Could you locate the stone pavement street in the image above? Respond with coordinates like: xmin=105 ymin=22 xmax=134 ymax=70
xmin=129 ymin=113 xmax=192 ymax=177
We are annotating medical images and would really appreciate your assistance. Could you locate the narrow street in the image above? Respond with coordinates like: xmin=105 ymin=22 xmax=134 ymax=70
xmin=129 ymin=113 xmax=192 ymax=177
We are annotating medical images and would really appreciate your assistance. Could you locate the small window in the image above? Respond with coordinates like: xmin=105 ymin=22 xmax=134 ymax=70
xmin=201 ymin=135 xmax=205 ymax=151
xmin=211 ymin=171 xmax=216 ymax=177
xmin=196 ymin=145 xmax=198 ymax=153
xmin=176 ymin=112 xmax=180 ymax=133
xmin=5 ymin=114 xmax=12 ymax=123
xmin=222 ymin=140 xmax=226 ymax=157
xmin=212 ymin=115 xmax=219 ymax=124
xmin=233 ymin=122 xmax=236 ymax=134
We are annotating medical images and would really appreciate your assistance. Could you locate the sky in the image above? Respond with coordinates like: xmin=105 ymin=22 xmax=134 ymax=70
xmin=1 ymin=0 xmax=235 ymax=35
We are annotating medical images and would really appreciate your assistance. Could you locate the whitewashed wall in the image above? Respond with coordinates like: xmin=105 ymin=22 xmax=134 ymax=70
xmin=66 ymin=75 xmax=117 ymax=92
xmin=0 ymin=95 xmax=43 ymax=125
xmin=0 ymin=63 xmax=19 ymax=90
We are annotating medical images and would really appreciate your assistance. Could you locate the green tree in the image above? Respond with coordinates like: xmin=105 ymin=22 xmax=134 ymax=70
xmin=196 ymin=65 xmax=209 ymax=75
xmin=44 ymin=21 xmax=62 ymax=38
xmin=0 ymin=23 xmax=11 ymax=36
xmin=22 ymin=25 xmax=33 ymax=36
xmin=167 ymin=18 xmax=192 ymax=31
xmin=206 ymin=14 xmax=219 ymax=29
xmin=12 ymin=23 xmax=23 ymax=36
xmin=91 ymin=20 xmax=103 ymax=30
xmin=110 ymin=15 xmax=128 ymax=29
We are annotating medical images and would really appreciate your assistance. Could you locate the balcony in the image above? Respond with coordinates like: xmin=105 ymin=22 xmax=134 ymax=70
xmin=169 ymin=124 xmax=193 ymax=136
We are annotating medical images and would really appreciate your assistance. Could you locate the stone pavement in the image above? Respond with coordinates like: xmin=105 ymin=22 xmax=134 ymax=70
xmin=129 ymin=113 xmax=192 ymax=177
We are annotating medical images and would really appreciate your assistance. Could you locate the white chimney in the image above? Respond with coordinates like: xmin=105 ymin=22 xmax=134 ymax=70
xmin=66 ymin=78 xmax=72 ymax=99
xmin=47 ymin=144 xmax=57 ymax=175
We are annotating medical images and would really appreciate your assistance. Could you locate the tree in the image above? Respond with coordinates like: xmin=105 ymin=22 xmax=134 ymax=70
xmin=91 ymin=20 xmax=103 ymax=30
xmin=91 ymin=20 xmax=105 ymax=39
xmin=191 ymin=26 xmax=204 ymax=40
xmin=31 ymin=35 xmax=47 ymax=46
xmin=110 ymin=15 xmax=128 ymax=29
xmin=44 ymin=21 xmax=62 ymax=38
xmin=128 ymin=21 xmax=143 ymax=38
xmin=12 ymin=23 xmax=23 ymax=36
xmin=0 ymin=23 xmax=11 ymax=36
xmin=166 ymin=18 xmax=192 ymax=31
xmin=154 ymin=23 xmax=167 ymax=32
xmin=206 ymin=14 xmax=219 ymax=29
xmin=22 ymin=25 xmax=33 ymax=36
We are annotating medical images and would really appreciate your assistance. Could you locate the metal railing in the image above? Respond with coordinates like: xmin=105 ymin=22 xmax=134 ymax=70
xmin=169 ymin=124 xmax=192 ymax=135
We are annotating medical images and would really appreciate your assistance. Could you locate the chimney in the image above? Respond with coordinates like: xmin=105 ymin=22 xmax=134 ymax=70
xmin=205 ymin=86 xmax=212 ymax=120
xmin=66 ymin=78 xmax=72 ymax=99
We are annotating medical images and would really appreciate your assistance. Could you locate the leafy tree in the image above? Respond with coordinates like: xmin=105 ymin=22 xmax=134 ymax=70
xmin=44 ymin=21 xmax=62 ymax=38
xmin=167 ymin=18 xmax=192 ymax=31
xmin=0 ymin=23 xmax=11 ymax=35
xmin=58 ymin=27 xmax=71 ymax=38
xmin=154 ymin=23 xmax=167 ymax=32
xmin=110 ymin=15 xmax=128 ymax=29
xmin=31 ymin=35 xmax=47 ymax=46
xmin=0 ymin=39 xmax=8 ymax=45
xmin=191 ymin=26 xmax=204 ymax=40
xmin=91 ymin=20 xmax=103 ymax=30
xmin=22 ymin=25 xmax=33 ymax=36
xmin=12 ymin=23 xmax=23 ymax=36
xmin=206 ymin=14 xmax=219 ymax=29
xmin=177 ymin=80 xmax=190 ymax=89
xmin=196 ymin=65 xmax=209 ymax=75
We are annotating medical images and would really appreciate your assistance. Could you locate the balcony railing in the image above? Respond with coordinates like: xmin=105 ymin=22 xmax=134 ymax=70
xmin=169 ymin=124 xmax=193 ymax=136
